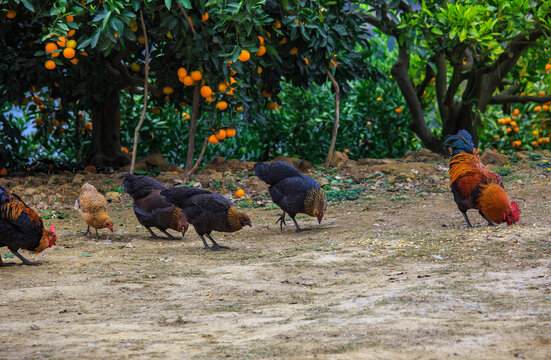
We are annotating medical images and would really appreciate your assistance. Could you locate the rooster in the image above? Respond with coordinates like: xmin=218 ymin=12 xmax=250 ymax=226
xmin=254 ymin=161 xmax=327 ymax=232
xmin=0 ymin=185 xmax=57 ymax=266
xmin=445 ymin=130 xmax=520 ymax=227
xmin=161 ymin=187 xmax=251 ymax=250
xmin=120 ymin=174 xmax=188 ymax=239
xmin=76 ymin=183 xmax=114 ymax=238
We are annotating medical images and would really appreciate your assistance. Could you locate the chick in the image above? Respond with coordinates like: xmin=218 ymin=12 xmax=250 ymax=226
xmin=75 ymin=183 xmax=113 ymax=238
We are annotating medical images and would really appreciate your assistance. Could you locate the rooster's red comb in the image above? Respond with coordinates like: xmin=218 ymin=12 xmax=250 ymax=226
xmin=511 ymin=201 xmax=521 ymax=222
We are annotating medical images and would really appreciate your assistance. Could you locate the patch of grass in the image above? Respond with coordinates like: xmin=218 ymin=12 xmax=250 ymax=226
xmin=235 ymin=199 xmax=264 ymax=209
xmin=496 ymin=166 xmax=512 ymax=176
xmin=326 ymin=187 xmax=366 ymax=202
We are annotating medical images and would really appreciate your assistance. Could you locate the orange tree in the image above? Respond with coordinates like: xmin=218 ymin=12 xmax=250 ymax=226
xmin=361 ymin=0 xmax=551 ymax=153
xmin=1 ymin=0 xmax=374 ymax=169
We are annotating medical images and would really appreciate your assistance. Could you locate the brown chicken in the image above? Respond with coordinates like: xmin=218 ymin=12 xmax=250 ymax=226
xmin=161 ymin=187 xmax=251 ymax=250
xmin=75 ymin=183 xmax=113 ymax=238
xmin=120 ymin=174 xmax=188 ymax=239
xmin=0 ymin=185 xmax=57 ymax=265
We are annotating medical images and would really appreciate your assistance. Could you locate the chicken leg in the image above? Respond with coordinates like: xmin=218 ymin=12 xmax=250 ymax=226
xmin=461 ymin=211 xmax=473 ymax=228
xmin=276 ymin=211 xmax=287 ymax=231
xmin=0 ymin=255 xmax=15 ymax=266
xmin=10 ymin=248 xmax=41 ymax=266
xmin=290 ymin=216 xmax=303 ymax=232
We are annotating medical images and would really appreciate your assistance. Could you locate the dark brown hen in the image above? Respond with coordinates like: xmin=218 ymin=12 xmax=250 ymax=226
xmin=120 ymin=174 xmax=189 ymax=239
xmin=160 ymin=187 xmax=251 ymax=250
xmin=0 ymin=186 xmax=57 ymax=266
xmin=254 ymin=161 xmax=327 ymax=232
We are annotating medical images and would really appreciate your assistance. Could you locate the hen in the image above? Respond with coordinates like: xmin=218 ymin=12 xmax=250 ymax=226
xmin=76 ymin=183 xmax=114 ymax=238
xmin=255 ymin=161 xmax=327 ymax=232
xmin=0 ymin=185 xmax=57 ymax=266
xmin=120 ymin=174 xmax=188 ymax=239
xmin=446 ymin=130 xmax=520 ymax=227
xmin=161 ymin=187 xmax=251 ymax=250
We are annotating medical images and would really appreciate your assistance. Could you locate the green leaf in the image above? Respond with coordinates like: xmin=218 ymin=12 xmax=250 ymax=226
xmin=164 ymin=0 xmax=172 ymax=10
xmin=177 ymin=0 xmax=192 ymax=9
xmin=20 ymin=0 xmax=34 ymax=12
xmin=90 ymin=29 xmax=101 ymax=48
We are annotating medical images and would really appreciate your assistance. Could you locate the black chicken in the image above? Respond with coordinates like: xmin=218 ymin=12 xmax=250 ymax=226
xmin=120 ymin=174 xmax=189 ymax=239
xmin=0 ymin=185 xmax=57 ymax=266
xmin=254 ymin=161 xmax=327 ymax=232
xmin=161 ymin=186 xmax=251 ymax=250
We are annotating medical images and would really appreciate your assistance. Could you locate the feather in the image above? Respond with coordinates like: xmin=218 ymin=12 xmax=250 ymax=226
xmin=445 ymin=130 xmax=474 ymax=155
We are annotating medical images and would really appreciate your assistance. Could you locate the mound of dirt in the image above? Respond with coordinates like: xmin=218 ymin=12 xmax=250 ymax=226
xmin=403 ymin=148 xmax=446 ymax=162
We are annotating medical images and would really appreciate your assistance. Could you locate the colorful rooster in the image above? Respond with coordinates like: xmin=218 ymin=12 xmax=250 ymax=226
xmin=0 ymin=185 xmax=57 ymax=266
xmin=445 ymin=130 xmax=520 ymax=227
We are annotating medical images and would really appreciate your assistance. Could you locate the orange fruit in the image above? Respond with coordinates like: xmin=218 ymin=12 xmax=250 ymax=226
xmin=84 ymin=122 xmax=92 ymax=131
xmin=266 ymin=101 xmax=278 ymax=110
xmin=226 ymin=128 xmax=236 ymax=137
xmin=121 ymin=147 xmax=129 ymax=154
xmin=544 ymin=104 xmax=550 ymax=112
xmin=513 ymin=108 xmax=519 ymax=116
xmin=493 ymin=135 xmax=500 ymax=140
xmin=130 ymin=62 xmax=140 ymax=72
xmin=45 ymin=43 xmax=58 ymax=54
xmin=289 ymin=47 xmax=298 ymax=55
xmin=238 ymin=50 xmax=250 ymax=62
xmin=202 ymin=13 xmax=209 ymax=21
xmin=506 ymin=127 xmax=512 ymax=134
xmin=190 ymin=71 xmax=202 ymax=81
xmin=236 ymin=106 xmax=243 ymax=112
xmin=138 ymin=36 xmax=145 ymax=44
xmin=303 ymin=57 xmax=309 ymax=66
xmin=6 ymin=10 xmax=16 ymax=19
xmin=510 ymin=121 xmax=517 ymax=127
xmin=71 ymin=58 xmax=79 ymax=65
xmin=533 ymin=130 xmax=540 ymax=137
xmin=366 ymin=121 xmax=372 ymax=126
xmin=256 ymin=45 xmax=266 ymax=56
xmin=208 ymin=135 xmax=219 ymax=144
xmin=66 ymin=39 xmax=77 ymax=48
xmin=63 ymin=47 xmax=75 ymax=59
xmin=235 ymin=189 xmax=245 ymax=198
xmin=216 ymin=129 xmax=227 ymax=140
xmin=66 ymin=14 xmax=74 ymax=22
xmin=344 ymin=149 xmax=350 ymax=154
xmin=258 ymin=35 xmax=265 ymax=44
xmin=535 ymin=106 xmax=542 ymax=112
xmin=279 ymin=38 xmax=287 ymax=45
xmin=532 ymin=140 xmax=539 ymax=147
xmin=230 ymin=77 xmax=237 ymax=85
xmin=330 ymin=59 xmax=338 ymax=68
xmin=177 ymin=67 xmax=187 ymax=78
xmin=0 ymin=168 xmax=7 ymax=176
xmin=514 ymin=127 xmax=519 ymax=132
xmin=539 ymin=90 xmax=546 ymax=96
xmin=182 ymin=112 xmax=190 ymax=120
xmin=183 ymin=76 xmax=194 ymax=86
xmin=218 ymin=83 xmax=228 ymax=92
xmin=68 ymin=29 xmax=76 ymax=37
xmin=45 ymin=60 xmax=56 ymax=70
xmin=205 ymin=96 xmax=214 ymax=102
xmin=216 ymin=101 xmax=228 ymax=110
xmin=257 ymin=66 xmax=263 ymax=74
xmin=544 ymin=137 xmax=550 ymax=143
xmin=546 ymin=63 xmax=551 ymax=72
xmin=262 ymin=89 xmax=272 ymax=98
xmin=163 ymin=86 xmax=174 ymax=95
xmin=273 ymin=22 xmax=281 ymax=29
xmin=57 ymin=36 xmax=66 ymax=47
xmin=200 ymin=86 xmax=213 ymax=98
xmin=538 ymin=137 xmax=544 ymax=144
xmin=80 ymin=51 xmax=88 ymax=56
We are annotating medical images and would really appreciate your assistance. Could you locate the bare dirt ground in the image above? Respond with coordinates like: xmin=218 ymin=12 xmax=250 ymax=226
xmin=1 ymin=152 xmax=550 ymax=359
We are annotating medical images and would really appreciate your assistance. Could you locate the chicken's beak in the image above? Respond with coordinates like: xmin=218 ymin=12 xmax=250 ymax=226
xmin=317 ymin=215 xmax=323 ymax=224
xmin=109 ymin=227 xmax=114 ymax=232
xmin=246 ymin=221 xmax=252 ymax=227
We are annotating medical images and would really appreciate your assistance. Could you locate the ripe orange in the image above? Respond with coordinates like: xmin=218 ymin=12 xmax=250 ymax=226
xmin=532 ymin=140 xmax=539 ymax=147
xmin=533 ymin=130 xmax=540 ymax=137
xmin=256 ymin=45 xmax=266 ymax=56
xmin=57 ymin=36 xmax=67 ymax=47
xmin=257 ymin=66 xmax=263 ymax=74
xmin=216 ymin=101 xmax=228 ymax=110
xmin=266 ymin=101 xmax=278 ymax=110
xmin=535 ymin=106 xmax=542 ymax=112
xmin=63 ymin=47 xmax=75 ymax=59
xmin=395 ymin=107 xmax=403 ymax=115
xmin=182 ymin=112 xmax=190 ymax=121
xmin=84 ymin=122 xmax=92 ymax=131
xmin=66 ymin=14 xmax=74 ymax=22
xmin=506 ymin=127 xmax=512 ymax=134
xmin=344 ymin=149 xmax=350 ymax=154
xmin=205 ymin=96 xmax=214 ymax=102
xmin=262 ymin=89 xmax=272 ymax=98
xmin=80 ymin=51 xmax=88 ymax=56
xmin=510 ymin=121 xmax=517 ymax=127
xmin=68 ymin=29 xmax=76 ymax=37
xmin=366 ymin=121 xmax=372 ymax=126
xmin=238 ymin=50 xmax=250 ymax=62
xmin=546 ymin=63 xmax=551 ymax=72
xmin=216 ymin=129 xmax=227 ymax=140
xmin=202 ymin=13 xmax=209 ymax=21
xmin=538 ymin=90 xmax=546 ymax=96
xmin=0 ymin=168 xmax=7 ymax=176
xmin=258 ymin=35 xmax=265 ymax=44
xmin=6 ymin=10 xmax=16 ymax=19
xmin=163 ymin=86 xmax=174 ymax=95
xmin=218 ymin=83 xmax=227 ymax=92
xmin=279 ymin=38 xmax=287 ymax=45
xmin=514 ymin=127 xmax=519 ymax=132
xmin=376 ymin=97 xmax=382 ymax=101
xmin=226 ymin=128 xmax=236 ymax=137
xmin=200 ymin=86 xmax=213 ymax=98
xmin=235 ymin=189 xmax=245 ymax=198
xmin=230 ymin=77 xmax=237 ymax=85
xmin=303 ymin=57 xmax=309 ymax=66
xmin=544 ymin=104 xmax=550 ymax=112
xmin=45 ymin=43 xmax=58 ymax=54
xmin=138 ymin=36 xmax=145 ymax=44
xmin=493 ymin=135 xmax=500 ymax=140
xmin=183 ymin=76 xmax=194 ymax=86
xmin=208 ymin=135 xmax=219 ymax=144
xmin=289 ymin=47 xmax=298 ymax=55
xmin=544 ymin=137 xmax=550 ymax=143
xmin=273 ymin=22 xmax=281 ymax=29
xmin=45 ymin=60 xmax=56 ymax=70
xmin=236 ymin=106 xmax=243 ymax=112
xmin=513 ymin=108 xmax=520 ymax=116
xmin=190 ymin=71 xmax=202 ymax=81
xmin=66 ymin=39 xmax=77 ymax=48
xmin=538 ymin=137 xmax=544 ymax=144
xmin=71 ymin=58 xmax=79 ymax=65
xmin=177 ymin=67 xmax=187 ymax=78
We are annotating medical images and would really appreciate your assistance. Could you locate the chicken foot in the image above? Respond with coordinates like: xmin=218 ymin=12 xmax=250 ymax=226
xmin=0 ymin=255 xmax=16 ymax=266
xmin=146 ymin=227 xmax=177 ymax=240
xmin=461 ymin=211 xmax=473 ymax=228
xmin=276 ymin=211 xmax=287 ymax=231
xmin=290 ymin=216 xmax=304 ymax=232
xmin=199 ymin=234 xmax=230 ymax=251
xmin=9 ymin=248 xmax=41 ymax=266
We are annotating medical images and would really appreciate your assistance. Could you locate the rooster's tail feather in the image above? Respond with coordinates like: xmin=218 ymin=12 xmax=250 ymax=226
xmin=445 ymin=130 xmax=474 ymax=155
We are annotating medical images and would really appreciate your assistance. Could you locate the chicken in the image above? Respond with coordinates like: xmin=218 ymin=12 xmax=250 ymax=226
xmin=160 ymin=187 xmax=251 ymax=250
xmin=254 ymin=161 xmax=327 ymax=232
xmin=445 ymin=130 xmax=520 ymax=227
xmin=75 ymin=183 xmax=114 ymax=238
xmin=0 ymin=185 xmax=57 ymax=266
xmin=120 ymin=174 xmax=188 ymax=239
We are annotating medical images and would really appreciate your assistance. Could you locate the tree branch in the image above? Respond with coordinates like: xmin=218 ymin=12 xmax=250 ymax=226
xmin=184 ymin=136 xmax=209 ymax=182
xmin=177 ymin=2 xmax=197 ymax=35
xmin=415 ymin=63 xmax=434 ymax=99
xmin=130 ymin=11 xmax=150 ymax=173
xmin=489 ymin=94 xmax=551 ymax=105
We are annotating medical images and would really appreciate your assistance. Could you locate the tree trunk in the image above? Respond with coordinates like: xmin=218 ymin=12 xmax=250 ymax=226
xmin=86 ymin=88 xmax=129 ymax=167
xmin=184 ymin=83 xmax=201 ymax=176
xmin=324 ymin=70 xmax=340 ymax=168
